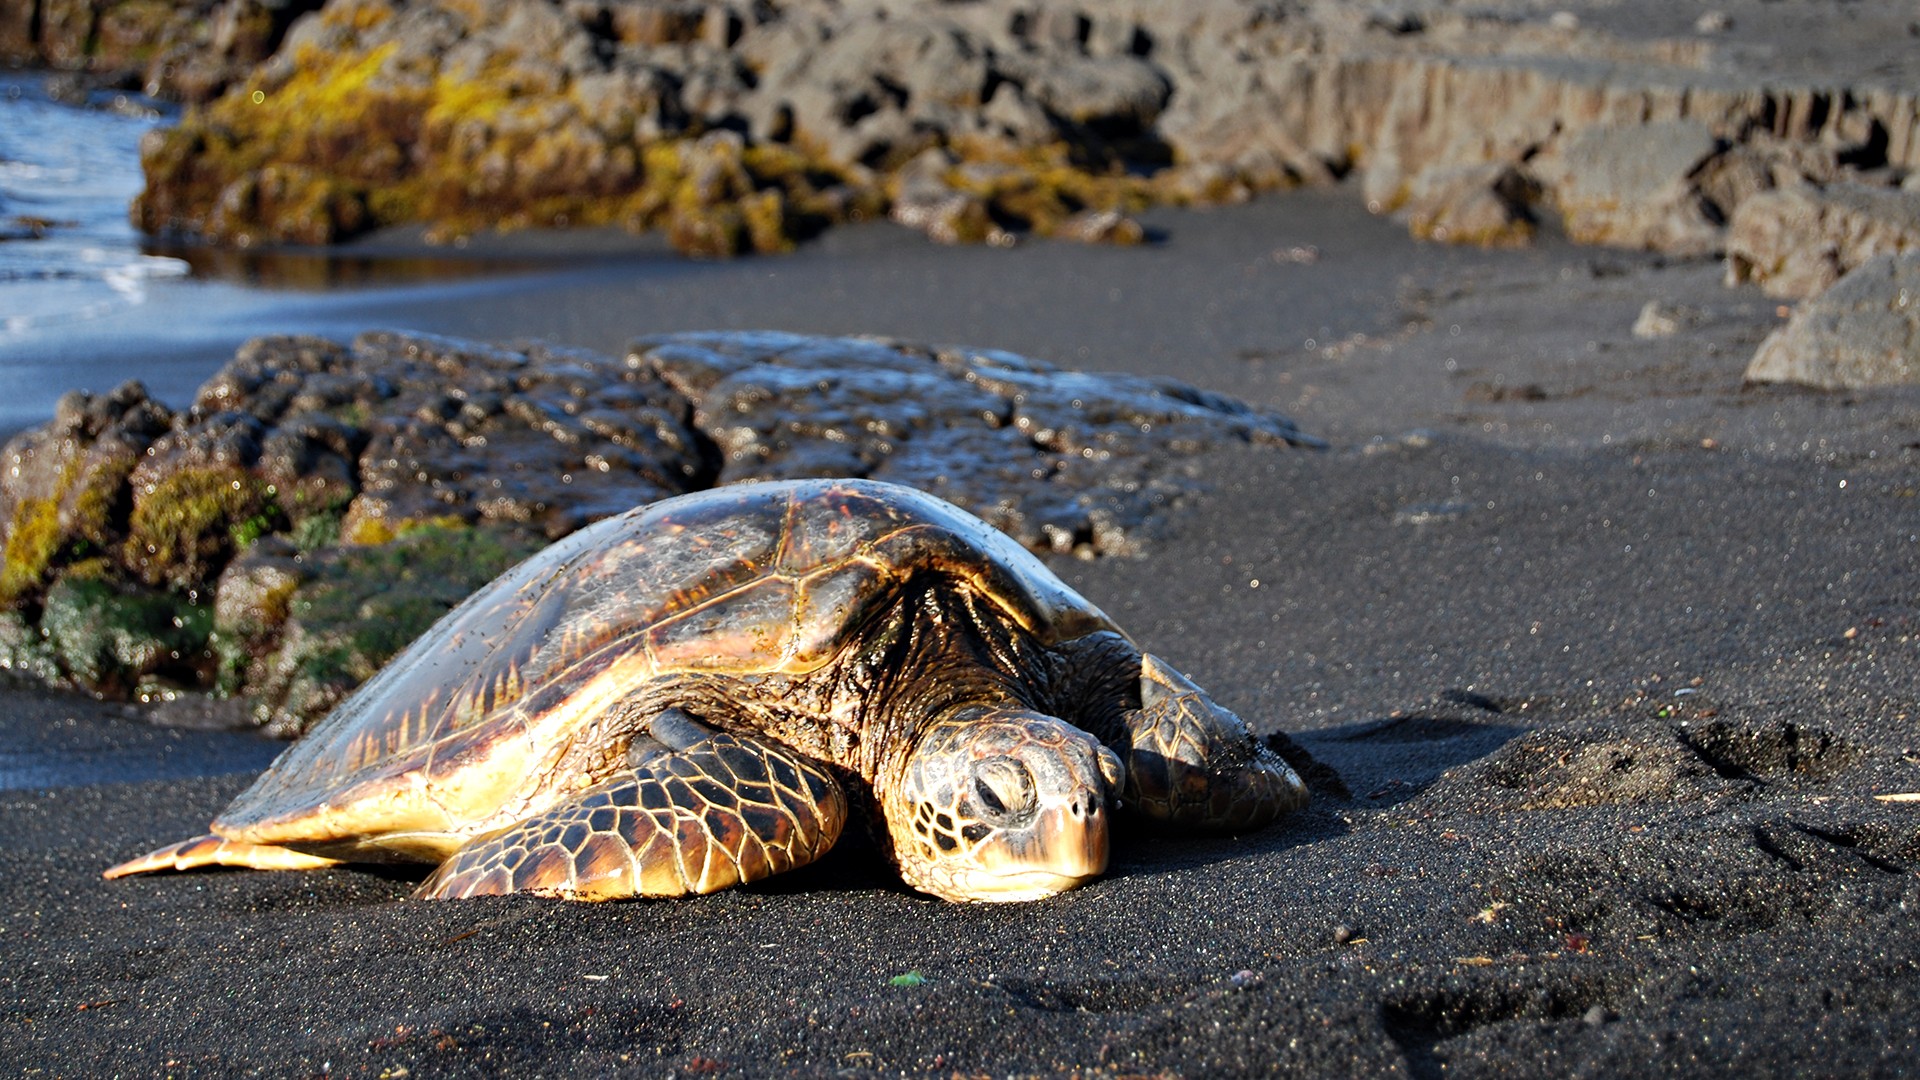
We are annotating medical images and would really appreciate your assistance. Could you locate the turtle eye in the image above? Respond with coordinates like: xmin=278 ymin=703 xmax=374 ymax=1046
xmin=973 ymin=758 xmax=1036 ymax=820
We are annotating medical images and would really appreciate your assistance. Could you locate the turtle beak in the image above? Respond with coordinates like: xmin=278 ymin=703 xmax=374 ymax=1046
xmin=1046 ymin=802 xmax=1110 ymax=880
xmin=965 ymin=803 xmax=1109 ymax=902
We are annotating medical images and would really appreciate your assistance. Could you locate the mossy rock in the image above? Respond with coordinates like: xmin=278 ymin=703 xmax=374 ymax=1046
xmin=210 ymin=537 xmax=311 ymax=696
xmin=248 ymin=521 xmax=546 ymax=735
xmin=38 ymin=576 xmax=214 ymax=695
xmin=123 ymin=466 xmax=279 ymax=589
xmin=0 ymin=609 xmax=64 ymax=687
xmin=0 ymin=436 xmax=143 ymax=607
xmin=291 ymin=522 xmax=547 ymax=663
xmin=133 ymin=28 xmax=878 ymax=255
xmin=1 ymin=490 xmax=66 ymax=608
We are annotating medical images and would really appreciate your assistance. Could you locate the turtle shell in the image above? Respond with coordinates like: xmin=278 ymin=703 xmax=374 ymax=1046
xmin=215 ymin=479 xmax=1120 ymax=851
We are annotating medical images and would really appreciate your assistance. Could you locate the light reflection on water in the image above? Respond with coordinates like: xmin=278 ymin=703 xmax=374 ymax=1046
xmin=0 ymin=74 xmax=190 ymax=335
xmin=0 ymin=71 xmax=560 ymax=330
xmin=145 ymin=240 xmax=550 ymax=290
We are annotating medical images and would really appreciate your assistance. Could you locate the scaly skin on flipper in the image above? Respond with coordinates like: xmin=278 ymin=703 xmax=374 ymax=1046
xmin=1122 ymin=655 xmax=1307 ymax=831
xmin=102 ymin=835 xmax=342 ymax=878
xmin=416 ymin=712 xmax=847 ymax=901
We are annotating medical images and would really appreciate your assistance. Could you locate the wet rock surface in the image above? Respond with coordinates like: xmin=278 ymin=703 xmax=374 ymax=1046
xmin=634 ymin=331 xmax=1309 ymax=553
xmin=0 ymin=329 xmax=1310 ymax=731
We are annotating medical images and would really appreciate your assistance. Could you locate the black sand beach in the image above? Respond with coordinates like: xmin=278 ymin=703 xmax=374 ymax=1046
xmin=4 ymin=187 xmax=1918 ymax=1075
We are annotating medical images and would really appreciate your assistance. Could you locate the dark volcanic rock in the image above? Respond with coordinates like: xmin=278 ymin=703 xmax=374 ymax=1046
xmin=633 ymin=331 xmax=1311 ymax=555
xmin=0 ymin=380 xmax=173 ymax=606
xmin=0 ymin=329 xmax=1313 ymax=731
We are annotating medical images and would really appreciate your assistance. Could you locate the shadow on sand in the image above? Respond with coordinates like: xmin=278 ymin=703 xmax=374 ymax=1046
xmin=1298 ymin=688 xmax=1537 ymax=809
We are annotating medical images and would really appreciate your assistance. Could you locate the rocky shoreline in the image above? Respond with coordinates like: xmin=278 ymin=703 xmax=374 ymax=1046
xmin=9 ymin=0 xmax=1919 ymax=276
xmin=0 ymin=329 xmax=1310 ymax=731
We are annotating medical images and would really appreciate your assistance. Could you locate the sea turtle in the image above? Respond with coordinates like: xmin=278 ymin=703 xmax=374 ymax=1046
xmin=107 ymin=479 xmax=1306 ymax=902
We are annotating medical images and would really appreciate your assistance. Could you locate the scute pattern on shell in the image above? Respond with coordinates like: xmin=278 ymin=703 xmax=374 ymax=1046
xmin=216 ymin=479 xmax=1119 ymax=835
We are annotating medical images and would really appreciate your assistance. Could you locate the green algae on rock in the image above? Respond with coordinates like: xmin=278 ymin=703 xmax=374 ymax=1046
xmin=0 ymin=383 xmax=172 ymax=607
xmin=129 ymin=3 xmax=883 ymax=254
xmin=124 ymin=465 xmax=278 ymax=589
xmin=225 ymin=523 xmax=547 ymax=734
xmin=38 ymin=575 xmax=215 ymax=695
xmin=127 ymin=0 xmax=1190 ymax=253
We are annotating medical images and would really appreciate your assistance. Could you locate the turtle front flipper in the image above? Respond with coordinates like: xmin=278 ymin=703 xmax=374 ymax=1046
xmin=103 ymin=835 xmax=343 ymax=879
xmin=1122 ymin=655 xmax=1308 ymax=831
xmin=416 ymin=711 xmax=847 ymax=901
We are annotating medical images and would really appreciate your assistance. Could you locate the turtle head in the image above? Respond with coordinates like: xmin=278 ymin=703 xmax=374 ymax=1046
xmin=885 ymin=710 xmax=1123 ymax=903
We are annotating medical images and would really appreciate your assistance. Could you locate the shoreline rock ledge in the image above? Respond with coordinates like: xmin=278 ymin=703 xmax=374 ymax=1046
xmin=18 ymin=0 xmax=1907 ymax=261
xmin=0 ymin=329 xmax=1314 ymax=733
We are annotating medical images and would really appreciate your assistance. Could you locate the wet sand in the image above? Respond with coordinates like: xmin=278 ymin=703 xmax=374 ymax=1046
xmin=4 ymin=192 xmax=1919 ymax=1075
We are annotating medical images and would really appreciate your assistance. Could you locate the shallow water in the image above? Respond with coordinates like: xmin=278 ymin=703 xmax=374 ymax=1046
xmin=0 ymin=74 xmax=190 ymax=337
xmin=0 ymin=73 xmax=617 ymax=433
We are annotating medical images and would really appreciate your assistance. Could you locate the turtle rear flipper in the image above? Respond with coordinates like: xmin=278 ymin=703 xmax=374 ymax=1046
xmin=103 ymin=835 xmax=342 ymax=879
xmin=416 ymin=717 xmax=847 ymax=901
